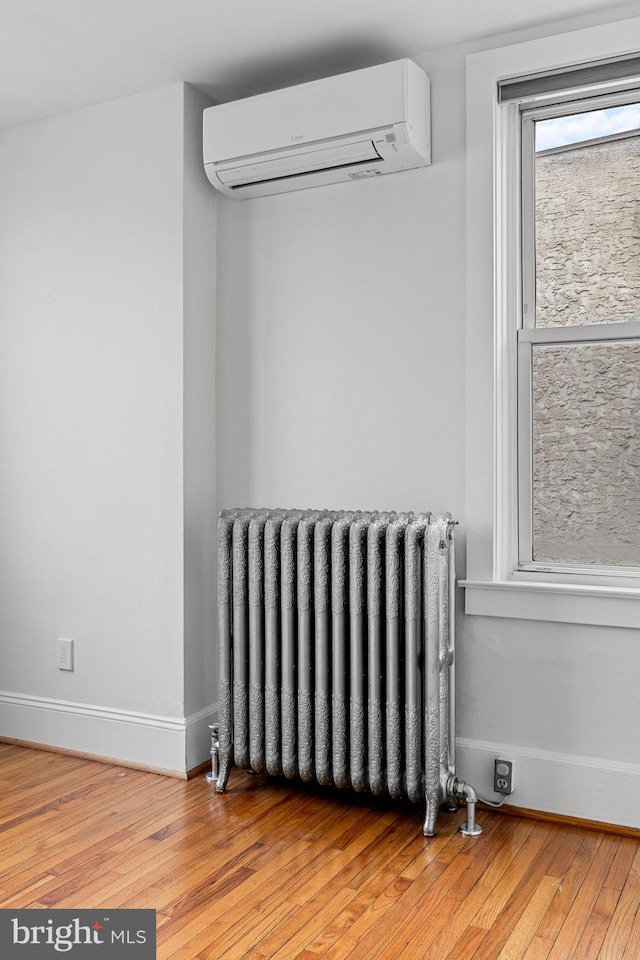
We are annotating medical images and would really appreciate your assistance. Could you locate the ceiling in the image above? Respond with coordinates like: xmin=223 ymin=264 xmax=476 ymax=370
xmin=1 ymin=0 xmax=640 ymax=130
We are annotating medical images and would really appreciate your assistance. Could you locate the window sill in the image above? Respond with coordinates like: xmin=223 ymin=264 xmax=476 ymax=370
xmin=461 ymin=579 xmax=640 ymax=629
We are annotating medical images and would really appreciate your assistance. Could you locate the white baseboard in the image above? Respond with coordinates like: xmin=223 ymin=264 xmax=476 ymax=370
xmin=3 ymin=695 xmax=635 ymax=828
xmin=456 ymin=737 xmax=640 ymax=830
xmin=186 ymin=703 xmax=218 ymax=772
xmin=0 ymin=691 xmax=217 ymax=777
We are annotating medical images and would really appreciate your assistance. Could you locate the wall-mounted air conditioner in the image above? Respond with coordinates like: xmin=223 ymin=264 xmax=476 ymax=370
xmin=203 ymin=59 xmax=430 ymax=199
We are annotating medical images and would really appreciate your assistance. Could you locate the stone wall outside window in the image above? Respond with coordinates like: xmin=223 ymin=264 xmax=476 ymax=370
xmin=532 ymin=133 xmax=640 ymax=565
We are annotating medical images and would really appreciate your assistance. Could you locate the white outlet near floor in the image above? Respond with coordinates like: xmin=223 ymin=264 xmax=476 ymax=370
xmin=57 ymin=638 xmax=74 ymax=671
xmin=494 ymin=758 xmax=514 ymax=794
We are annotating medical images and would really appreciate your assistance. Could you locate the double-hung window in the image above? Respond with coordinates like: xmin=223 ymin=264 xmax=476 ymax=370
xmin=464 ymin=25 xmax=640 ymax=627
xmin=516 ymin=84 xmax=640 ymax=586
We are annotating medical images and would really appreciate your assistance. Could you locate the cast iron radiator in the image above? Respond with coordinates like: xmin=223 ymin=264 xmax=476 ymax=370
xmin=214 ymin=508 xmax=481 ymax=837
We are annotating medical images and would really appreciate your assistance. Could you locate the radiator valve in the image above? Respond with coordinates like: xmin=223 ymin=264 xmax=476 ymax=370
xmin=206 ymin=724 xmax=219 ymax=783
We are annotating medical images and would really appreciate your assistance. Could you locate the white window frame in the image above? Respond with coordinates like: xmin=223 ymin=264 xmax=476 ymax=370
xmin=462 ymin=17 xmax=640 ymax=629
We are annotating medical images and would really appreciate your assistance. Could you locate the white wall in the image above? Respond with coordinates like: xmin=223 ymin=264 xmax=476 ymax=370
xmin=0 ymin=4 xmax=638 ymax=821
xmin=0 ymin=83 xmax=217 ymax=774
xmin=183 ymin=85 xmax=218 ymax=766
xmin=216 ymin=26 xmax=640 ymax=825
xmin=216 ymin=143 xmax=466 ymax=516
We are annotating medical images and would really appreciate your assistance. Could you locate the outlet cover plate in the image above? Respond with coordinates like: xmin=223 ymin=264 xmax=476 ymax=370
xmin=494 ymin=758 xmax=514 ymax=794
xmin=57 ymin=638 xmax=74 ymax=671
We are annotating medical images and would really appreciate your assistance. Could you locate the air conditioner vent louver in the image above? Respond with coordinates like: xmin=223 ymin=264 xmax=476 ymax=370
xmin=217 ymin=138 xmax=383 ymax=190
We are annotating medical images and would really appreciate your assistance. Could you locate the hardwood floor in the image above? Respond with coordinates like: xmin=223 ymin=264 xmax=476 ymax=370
xmin=0 ymin=742 xmax=638 ymax=959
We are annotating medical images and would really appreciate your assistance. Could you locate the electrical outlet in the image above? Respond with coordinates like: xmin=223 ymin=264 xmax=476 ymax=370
xmin=494 ymin=758 xmax=514 ymax=795
xmin=57 ymin=638 xmax=74 ymax=671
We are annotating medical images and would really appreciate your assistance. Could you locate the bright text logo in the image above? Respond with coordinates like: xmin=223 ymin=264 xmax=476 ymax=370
xmin=0 ymin=909 xmax=155 ymax=957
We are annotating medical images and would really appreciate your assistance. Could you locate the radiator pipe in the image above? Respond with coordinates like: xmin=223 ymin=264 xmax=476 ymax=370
xmin=447 ymin=520 xmax=457 ymax=777
xmin=447 ymin=774 xmax=483 ymax=837
xmin=205 ymin=724 xmax=219 ymax=784
xmin=443 ymin=522 xmax=482 ymax=838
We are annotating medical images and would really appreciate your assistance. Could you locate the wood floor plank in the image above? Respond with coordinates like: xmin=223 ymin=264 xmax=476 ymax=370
xmin=2 ymin=744 xmax=640 ymax=960
xmin=604 ymin=836 xmax=640 ymax=891
xmin=301 ymin=826 xmax=464 ymax=960
xmin=284 ymin=817 xmax=397 ymax=907
xmin=153 ymin=837 xmax=316 ymax=954
xmin=0 ymin=775 xmax=188 ymax=889
xmin=494 ymin=875 xmax=560 ymax=960
xmin=155 ymin=835 xmax=299 ymax=932
xmin=307 ymin=877 xmax=403 ymax=957
xmin=256 ymin=887 xmax=359 ymax=960
xmin=620 ymin=895 xmax=640 ymax=960
xmin=197 ymin=900 xmax=298 ymax=960
xmin=348 ymin=852 xmax=473 ymax=960
xmin=317 ymin=835 xmax=462 ymax=960
xmin=570 ymin=887 xmax=622 ymax=960
xmin=0 ymin=873 xmax=61 ymax=908
xmin=416 ymin=819 xmax=538 ymax=960
xmin=446 ymin=923 xmax=488 ymax=958
xmin=471 ymin=824 xmax=554 ymax=930
xmin=598 ymin=845 xmax=640 ymax=960
xmin=155 ymin=898 xmax=253 ymax=960
xmin=386 ymin=821 xmax=522 ymax=960
xmin=545 ymin=833 xmax=619 ymax=960
xmin=468 ymin=827 xmax=571 ymax=960
xmin=520 ymin=828 xmax=595 ymax=956
xmin=308 ymin=867 xmax=410 ymax=960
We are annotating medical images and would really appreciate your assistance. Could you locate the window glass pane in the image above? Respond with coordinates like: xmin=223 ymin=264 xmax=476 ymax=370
xmin=535 ymin=104 xmax=640 ymax=327
xmin=532 ymin=341 xmax=640 ymax=566
xmin=536 ymin=104 xmax=640 ymax=151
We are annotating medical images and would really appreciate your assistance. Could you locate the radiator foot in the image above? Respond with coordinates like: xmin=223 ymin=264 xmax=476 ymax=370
xmin=459 ymin=801 xmax=483 ymax=837
xmin=458 ymin=784 xmax=483 ymax=837
xmin=448 ymin=776 xmax=483 ymax=837
xmin=205 ymin=724 xmax=219 ymax=785
xmin=215 ymin=754 xmax=231 ymax=793
xmin=423 ymin=797 xmax=439 ymax=837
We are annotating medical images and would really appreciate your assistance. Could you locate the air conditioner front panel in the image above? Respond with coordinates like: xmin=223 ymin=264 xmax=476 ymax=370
xmin=203 ymin=60 xmax=416 ymax=163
